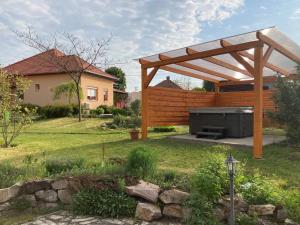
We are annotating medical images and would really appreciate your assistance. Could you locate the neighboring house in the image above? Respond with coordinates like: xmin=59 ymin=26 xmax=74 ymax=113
xmin=3 ymin=49 xmax=117 ymax=109
xmin=113 ymin=89 xmax=128 ymax=108
xmin=154 ymin=76 xmax=182 ymax=89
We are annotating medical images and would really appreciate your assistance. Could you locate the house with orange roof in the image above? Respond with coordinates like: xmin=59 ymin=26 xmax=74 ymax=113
xmin=3 ymin=49 xmax=118 ymax=109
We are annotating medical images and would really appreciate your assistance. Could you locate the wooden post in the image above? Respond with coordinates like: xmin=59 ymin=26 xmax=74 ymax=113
xmin=141 ymin=66 xmax=148 ymax=139
xmin=253 ymin=46 xmax=264 ymax=159
xmin=215 ymin=84 xmax=220 ymax=93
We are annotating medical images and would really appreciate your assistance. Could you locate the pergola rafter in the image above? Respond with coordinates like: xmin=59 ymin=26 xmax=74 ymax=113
xmin=138 ymin=27 xmax=300 ymax=159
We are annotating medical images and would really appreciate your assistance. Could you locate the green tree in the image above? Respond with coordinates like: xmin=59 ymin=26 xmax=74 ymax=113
xmin=203 ymin=81 xmax=215 ymax=92
xmin=0 ymin=70 xmax=36 ymax=148
xmin=269 ymin=65 xmax=300 ymax=144
xmin=52 ymin=81 xmax=83 ymax=104
xmin=105 ymin=67 xmax=126 ymax=90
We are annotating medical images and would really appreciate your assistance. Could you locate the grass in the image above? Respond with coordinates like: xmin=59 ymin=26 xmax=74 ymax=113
xmin=0 ymin=118 xmax=299 ymax=222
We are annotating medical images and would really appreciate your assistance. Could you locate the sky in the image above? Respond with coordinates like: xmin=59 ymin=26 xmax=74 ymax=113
xmin=0 ymin=0 xmax=300 ymax=91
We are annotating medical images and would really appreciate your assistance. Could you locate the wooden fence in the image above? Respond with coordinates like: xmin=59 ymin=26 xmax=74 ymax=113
xmin=146 ymin=87 xmax=275 ymax=127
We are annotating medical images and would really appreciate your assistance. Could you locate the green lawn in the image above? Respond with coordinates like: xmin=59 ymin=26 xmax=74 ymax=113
xmin=0 ymin=117 xmax=299 ymax=188
xmin=0 ymin=118 xmax=300 ymax=224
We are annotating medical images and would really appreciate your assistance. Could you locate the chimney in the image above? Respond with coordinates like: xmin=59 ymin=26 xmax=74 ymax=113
xmin=166 ymin=76 xmax=170 ymax=80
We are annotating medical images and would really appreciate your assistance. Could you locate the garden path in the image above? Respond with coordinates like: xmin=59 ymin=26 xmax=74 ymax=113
xmin=21 ymin=211 xmax=183 ymax=225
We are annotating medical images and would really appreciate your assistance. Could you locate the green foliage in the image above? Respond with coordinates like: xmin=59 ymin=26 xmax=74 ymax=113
xmin=236 ymin=214 xmax=258 ymax=225
xmin=269 ymin=68 xmax=300 ymax=144
xmin=130 ymin=100 xmax=140 ymax=116
xmin=240 ymin=174 xmax=281 ymax=205
xmin=0 ymin=70 xmax=36 ymax=147
xmin=283 ymin=190 xmax=300 ymax=222
xmin=203 ymin=80 xmax=215 ymax=92
xmin=44 ymin=158 xmax=85 ymax=175
xmin=73 ymin=189 xmax=136 ymax=217
xmin=111 ymin=108 xmax=127 ymax=116
xmin=192 ymin=87 xmax=206 ymax=92
xmin=191 ymin=154 xmax=229 ymax=202
xmin=90 ymin=108 xmax=105 ymax=116
xmin=153 ymin=126 xmax=176 ymax=132
xmin=40 ymin=105 xmax=77 ymax=118
xmin=52 ymin=81 xmax=83 ymax=104
xmin=0 ymin=164 xmax=25 ymax=188
xmin=105 ymin=67 xmax=127 ymax=91
xmin=111 ymin=115 xmax=141 ymax=129
xmin=126 ymin=147 xmax=157 ymax=178
xmin=184 ymin=193 xmax=217 ymax=225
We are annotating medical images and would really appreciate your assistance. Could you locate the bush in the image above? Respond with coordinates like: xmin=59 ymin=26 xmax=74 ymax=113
xmin=126 ymin=147 xmax=157 ymax=178
xmin=240 ymin=174 xmax=281 ymax=205
xmin=153 ymin=126 xmax=176 ymax=132
xmin=73 ymin=189 xmax=136 ymax=217
xmin=111 ymin=108 xmax=127 ymax=116
xmin=90 ymin=108 xmax=104 ymax=116
xmin=184 ymin=193 xmax=217 ymax=225
xmin=44 ymin=158 xmax=85 ymax=175
xmin=236 ymin=214 xmax=258 ymax=225
xmin=112 ymin=115 xmax=130 ymax=128
xmin=191 ymin=154 xmax=229 ymax=202
xmin=21 ymin=103 xmax=41 ymax=114
xmin=97 ymin=105 xmax=112 ymax=114
xmin=0 ymin=164 xmax=25 ymax=188
xmin=40 ymin=105 xmax=76 ymax=118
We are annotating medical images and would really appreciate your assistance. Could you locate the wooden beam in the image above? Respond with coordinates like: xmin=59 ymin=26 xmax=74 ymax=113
xmin=159 ymin=54 xmax=239 ymax=81
xmin=222 ymin=39 xmax=290 ymax=76
xmin=141 ymin=58 xmax=220 ymax=83
xmin=221 ymin=40 xmax=255 ymax=76
xmin=187 ymin=48 xmax=253 ymax=77
xmin=141 ymin=66 xmax=148 ymax=139
xmin=262 ymin=46 xmax=274 ymax=66
xmin=257 ymin=31 xmax=300 ymax=63
xmin=218 ymin=76 xmax=277 ymax=86
xmin=144 ymin=67 xmax=159 ymax=88
xmin=253 ymin=46 xmax=264 ymax=159
xmin=140 ymin=40 xmax=263 ymax=68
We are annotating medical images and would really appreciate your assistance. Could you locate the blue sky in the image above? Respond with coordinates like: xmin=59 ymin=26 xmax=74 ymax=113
xmin=0 ymin=0 xmax=299 ymax=91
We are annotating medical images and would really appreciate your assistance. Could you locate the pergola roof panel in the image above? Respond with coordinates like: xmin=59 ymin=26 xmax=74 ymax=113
xmin=138 ymin=27 xmax=300 ymax=82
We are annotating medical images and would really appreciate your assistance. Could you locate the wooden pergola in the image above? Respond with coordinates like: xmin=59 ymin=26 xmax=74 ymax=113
xmin=137 ymin=27 xmax=300 ymax=159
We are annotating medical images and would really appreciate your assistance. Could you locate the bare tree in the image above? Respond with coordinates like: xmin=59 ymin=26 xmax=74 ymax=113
xmin=14 ymin=27 xmax=111 ymax=122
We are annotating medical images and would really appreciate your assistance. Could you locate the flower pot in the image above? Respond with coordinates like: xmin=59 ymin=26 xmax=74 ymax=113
xmin=130 ymin=129 xmax=140 ymax=140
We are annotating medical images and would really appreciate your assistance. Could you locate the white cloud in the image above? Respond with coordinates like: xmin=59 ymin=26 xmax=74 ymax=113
xmin=0 ymin=0 xmax=244 ymax=91
xmin=290 ymin=8 xmax=300 ymax=20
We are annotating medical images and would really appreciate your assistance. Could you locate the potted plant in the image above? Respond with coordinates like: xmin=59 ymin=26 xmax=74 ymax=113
xmin=129 ymin=100 xmax=141 ymax=140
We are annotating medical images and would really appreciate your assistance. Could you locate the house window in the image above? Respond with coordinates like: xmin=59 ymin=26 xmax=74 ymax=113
xmin=35 ymin=84 xmax=40 ymax=92
xmin=104 ymin=88 xmax=108 ymax=101
xmin=87 ymin=87 xmax=98 ymax=100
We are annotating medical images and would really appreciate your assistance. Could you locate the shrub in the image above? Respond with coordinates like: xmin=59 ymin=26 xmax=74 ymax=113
xmin=126 ymin=147 xmax=157 ymax=178
xmin=97 ymin=105 xmax=112 ymax=114
xmin=153 ymin=126 xmax=176 ymax=132
xmin=184 ymin=193 xmax=217 ymax=225
xmin=44 ymin=158 xmax=85 ymax=175
xmin=0 ymin=164 xmax=25 ymax=188
xmin=236 ymin=214 xmax=258 ymax=225
xmin=21 ymin=103 xmax=41 ymax=114
xmin=240 ymin=174 xmax=281 ymax=205
xmin=111 ymin=108 xmax=127 ymax=116
xmin=90 ymin=108 xmax=105 ymax=116
xmin=73 ymin=189 xmax=136 ymax=217
xmin=112 ymin=115 xmax=130 ymax=128
xmin=191 ymin=154 xmax=229 ymax=202
xmin=40 ymin=105 xmax=76 ymax=118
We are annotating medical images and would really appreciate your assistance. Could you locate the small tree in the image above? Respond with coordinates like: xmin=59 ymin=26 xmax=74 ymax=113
xmin=270 ymin=65 xmax=300 ymax=144
xmin=0 ymin=70 xmax=36 ymax=148
xmin=15 ymin=27 xmax=111 ymax=122
xmin=53 ymin=81 xmax=83 ymax=104
xmin=130 ymin=99 xmax=141 ymax=130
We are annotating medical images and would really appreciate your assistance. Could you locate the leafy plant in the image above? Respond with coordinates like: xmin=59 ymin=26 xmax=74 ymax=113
xmin=269 ymin=66 xmax=300 ymax=144
xmin=125 ymin=147 xmax=157 ymax=178
xmin=0 ymin=163 xmax=25 ymax=188
xmin=73 ymin=189 xmax=136 ymax=217
xmin=184 ymin=193 xmax=217 ymax=225
xmin=240 ymin=174 xmax=281 ymax=205
xmin=40 ymin=105 xmax=77 ymax=118
xmin=52 ymin=81 xmax=83 ymax=104
xmin=153 ymin=126 xmax=176 ymax=132
xmin=236 ymin=213 xmax=258 ymax=225
xmin=190 ymin=154 xmax=229 ymax=202
xmin=44 ymin=158 xmax=85 ymax=175
xmin=0 ymin=70 xmax=36 ymax=147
